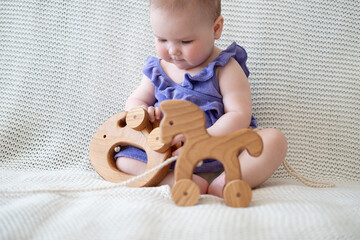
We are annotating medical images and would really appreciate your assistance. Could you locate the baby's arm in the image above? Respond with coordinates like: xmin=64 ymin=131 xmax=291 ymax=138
xmin=125 ymin=75 xmax=160 ymax=122
xmin=207 ymin=57 xmax=253 ymax=136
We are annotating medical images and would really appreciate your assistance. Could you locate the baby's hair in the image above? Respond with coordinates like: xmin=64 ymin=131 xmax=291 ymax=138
xmin=150 ymin=0 xmax=221 ymax=22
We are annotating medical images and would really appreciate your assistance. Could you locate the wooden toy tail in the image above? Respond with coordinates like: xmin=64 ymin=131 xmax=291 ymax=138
xmin=244 ymin=130 xmax=263 ymax=157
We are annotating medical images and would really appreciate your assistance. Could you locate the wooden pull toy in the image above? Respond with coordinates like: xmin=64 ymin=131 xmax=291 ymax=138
xmin=89 ymin=100 xmax=263 ymax=207
xmin=89 ymin=107 xmax=172 ymax=187
xmin=156 ymin=100 xmax=264 ymax=207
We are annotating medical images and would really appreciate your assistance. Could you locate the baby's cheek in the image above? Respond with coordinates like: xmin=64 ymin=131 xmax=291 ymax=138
xmin=156 ymin=45 xmax=168 ymax=60
xmin=189 ymin=45 xmax=206 ymax=63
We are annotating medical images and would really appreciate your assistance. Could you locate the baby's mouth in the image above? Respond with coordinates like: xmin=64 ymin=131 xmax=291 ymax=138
xmin=171 ymin=56 xmax=183 ymax=61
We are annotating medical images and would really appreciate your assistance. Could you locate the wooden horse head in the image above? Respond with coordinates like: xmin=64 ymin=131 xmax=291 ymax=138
xmin=160 ymin=99 xmax=207 ymax=145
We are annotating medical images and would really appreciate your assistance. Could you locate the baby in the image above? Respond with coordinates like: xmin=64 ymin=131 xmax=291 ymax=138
xmin=116 ymin=0 xmax=287 ymax=197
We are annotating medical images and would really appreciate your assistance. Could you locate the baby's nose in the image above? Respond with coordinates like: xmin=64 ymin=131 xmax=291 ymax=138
xmin=169 ymin=45 xmax=180 ymax=55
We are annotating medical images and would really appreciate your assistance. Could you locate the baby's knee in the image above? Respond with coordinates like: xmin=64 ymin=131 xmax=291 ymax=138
xmin=268 ymin=128 xmax=287 ymax=146
xmin=260 ymin=127 xmax=286 ymax=145
xmin=261 ymin=128 xmax=288 ymax=161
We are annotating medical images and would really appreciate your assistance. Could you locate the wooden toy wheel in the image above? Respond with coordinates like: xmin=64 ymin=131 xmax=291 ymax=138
xmin=223 ymin=179 xmax=252 ymax=207
xmin=89 ymin=107 xmax=171 ymax=187
xmin=171 ymin=179 xmax=200 ymax=206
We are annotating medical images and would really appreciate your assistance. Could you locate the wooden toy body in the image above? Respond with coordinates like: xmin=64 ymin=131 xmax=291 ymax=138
xmin=89 ymin=108 xmax=171 ymax=187
xmin=175 ymin=129 xmax=262 ymax=182
xmin=159 ymin=100 xmax=263 ymax=207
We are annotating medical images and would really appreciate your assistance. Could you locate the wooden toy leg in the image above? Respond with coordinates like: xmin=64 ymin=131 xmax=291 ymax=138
xmin=222 ymin=153 xmax=242 ymax=183
xmin=171 ymin=179 xmax=200 ymax=206
xmin=222 ymin=154 xmax=252 ymax=207
xmin=171 ymin=152 xmax=203 ymax=206
xmin=223 ymin=179 xmax=252 ymax=207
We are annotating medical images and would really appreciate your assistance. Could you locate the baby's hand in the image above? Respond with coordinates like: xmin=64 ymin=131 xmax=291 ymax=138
xmin=171 ymin=134 xmax=185 ymax=156
xmin=142 ymin=105 xmax=162 ymax=123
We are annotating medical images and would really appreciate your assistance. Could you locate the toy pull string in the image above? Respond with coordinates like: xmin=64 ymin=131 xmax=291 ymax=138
xmin=118 ymin=156 xmax=178 ymax=186
xmin=0 ymin=156 xmax=179 ymax=195
xmin=282 ymin=159 xmax=335 ymax=188
xmin=254 ymin=127 xmax=334 ymax=188
xmin=0 ymin=157 xmax=334 ymax=195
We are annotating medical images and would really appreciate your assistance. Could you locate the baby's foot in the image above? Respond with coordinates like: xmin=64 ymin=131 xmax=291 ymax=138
xmin=207 ymin=172 xmax=225 ymax=197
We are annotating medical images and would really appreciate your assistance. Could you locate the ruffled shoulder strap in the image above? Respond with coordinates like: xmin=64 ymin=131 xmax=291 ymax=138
xmin=142 ymin=56 xmax=161 ymax=80
xmin=215 ymin=42 xmax=249 ymax=77
xmin=186 ymin=42 xmax=249 ymax=82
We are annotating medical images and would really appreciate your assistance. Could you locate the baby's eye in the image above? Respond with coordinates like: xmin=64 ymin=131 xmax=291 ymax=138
xmin=157 ymin=38 xmax=167 ymax=43
xmin=182 ymin=40 xmax=193 ymax=44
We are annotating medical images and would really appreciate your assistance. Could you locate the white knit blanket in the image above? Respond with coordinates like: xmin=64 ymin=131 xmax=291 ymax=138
xmin=0 ymin=0 xmax=359 ymax=239
xmin=1 ymin=170 xmax=359 ymax=239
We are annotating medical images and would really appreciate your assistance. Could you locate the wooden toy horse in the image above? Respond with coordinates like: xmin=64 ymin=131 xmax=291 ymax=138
xmin=158 ymin=100 xmax=263 ymax=207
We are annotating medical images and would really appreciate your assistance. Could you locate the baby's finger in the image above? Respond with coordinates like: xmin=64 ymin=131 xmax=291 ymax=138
xmin=147 ymin=106 xmax=155 ymax=122
xmin=172 ymin=146 xmax=183 ymax=156
xmin=171 ymin=134 xmax=185 ymax=146
xmin=154 ymin=107 xmax=162 ymax=120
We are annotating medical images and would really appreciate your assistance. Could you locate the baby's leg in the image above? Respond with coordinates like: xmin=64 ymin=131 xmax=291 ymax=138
xmin=116 ymin=157 xmax=147 ymax=175
xmin=116 ymin=157 xmax=208 ymax=194
xmin=208 ymin=128 xmax=287 ymax=197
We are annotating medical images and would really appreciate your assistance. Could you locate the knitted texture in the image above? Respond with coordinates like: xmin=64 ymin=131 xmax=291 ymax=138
xmin=1 ymin=0 xmax=358 ymax=181
xmin=0 ymin=0 xmax=359 ymax=239
xmin=1 ymin=170 xmax=359 ymax=240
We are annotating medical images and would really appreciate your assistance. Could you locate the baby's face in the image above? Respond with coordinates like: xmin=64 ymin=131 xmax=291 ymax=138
xmin=150 ymin=5 xmax=216 ymax=70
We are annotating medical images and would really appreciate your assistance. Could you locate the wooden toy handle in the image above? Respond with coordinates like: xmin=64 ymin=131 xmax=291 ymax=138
xmin=147 ymin=128 xmax=171 ymax=153
xmin=126 ymin=107 xmax=152 ymax=132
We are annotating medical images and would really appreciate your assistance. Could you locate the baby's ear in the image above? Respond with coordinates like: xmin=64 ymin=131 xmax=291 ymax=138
xmin=214 ymin=16 xmax=224 ymax=40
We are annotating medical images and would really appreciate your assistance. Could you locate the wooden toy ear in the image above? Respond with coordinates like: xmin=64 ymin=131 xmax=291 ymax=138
xmin=89 ymin=108 xmax=172 ymax=187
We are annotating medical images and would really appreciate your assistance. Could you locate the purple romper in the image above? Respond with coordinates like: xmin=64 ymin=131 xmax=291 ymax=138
xmin=115 ymin=42 xmax=257 ymax=173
